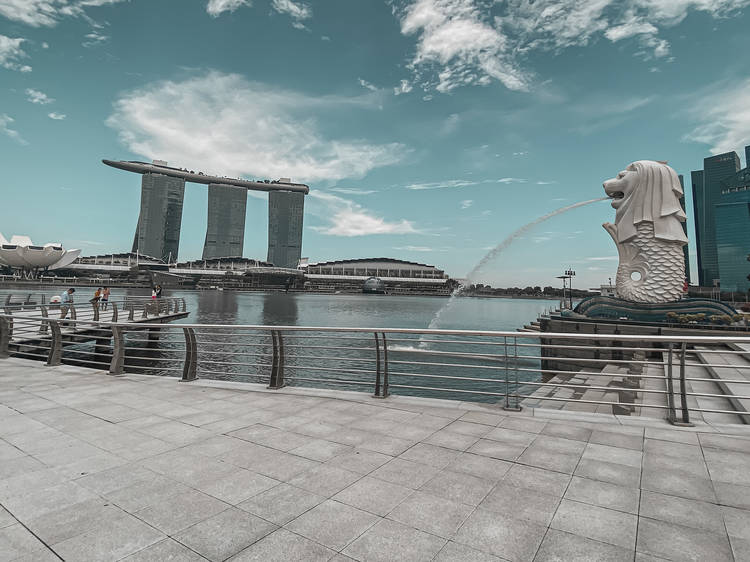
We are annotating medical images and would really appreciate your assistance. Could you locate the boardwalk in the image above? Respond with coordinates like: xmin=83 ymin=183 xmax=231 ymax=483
xmin=1 ymin=358 xmax=750 ymax=561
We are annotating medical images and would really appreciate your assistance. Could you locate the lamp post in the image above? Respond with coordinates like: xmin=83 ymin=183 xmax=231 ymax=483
xmin=565 ymin=268 xmax=576 ymax=309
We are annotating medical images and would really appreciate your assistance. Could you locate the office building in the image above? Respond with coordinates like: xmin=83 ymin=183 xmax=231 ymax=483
xmin=715 ymin=167 xmax=750 ymax=292
xmin=132 ymin=172 xmax=185 ymax=263
xmin=202 ymin=183 xmax=247 ymax=259
xmin=691 ymin=151 xmax=741 ymax=286
xmin=267 ymin=191 xmax=304 ymax=268
xmin=678 ymin=175 xmax=690 ymax=283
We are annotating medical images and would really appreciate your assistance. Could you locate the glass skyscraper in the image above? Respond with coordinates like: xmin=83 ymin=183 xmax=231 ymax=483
xmin=202 ymin=183 xmax=248 ymax=259
xmin=132 ymin=172 xmax=185 ymax=263
xmin=267 ymin=191 xmax=304 ymax=268
xmin=691 ymin=151 xmax=741 ymax=286
xmin=715 ymin=168 xmax=750 ymax=292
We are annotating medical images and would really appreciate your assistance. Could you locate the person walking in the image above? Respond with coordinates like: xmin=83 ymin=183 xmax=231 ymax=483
xmin=155 ymin=285 xmax=163 ymax=298
xmin=60 ymin=288 xmax=75 ymax=319
xmin=90 ymin=287 xmax=102 ymax=314
xmin=101 ymin=287 xmax=110 ymax=310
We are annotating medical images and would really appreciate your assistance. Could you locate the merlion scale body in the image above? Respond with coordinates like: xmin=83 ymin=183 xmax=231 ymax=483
xmin=602 ymin=160 xmax=687 ymax=303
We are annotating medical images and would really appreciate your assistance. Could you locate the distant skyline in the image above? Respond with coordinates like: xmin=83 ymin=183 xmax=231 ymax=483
xmin=1 ymin=0 xmax=749 ymax=288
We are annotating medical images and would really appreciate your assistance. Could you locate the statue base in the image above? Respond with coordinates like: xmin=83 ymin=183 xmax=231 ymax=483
xmin=571 ymin=296 xmax=736 ymax=323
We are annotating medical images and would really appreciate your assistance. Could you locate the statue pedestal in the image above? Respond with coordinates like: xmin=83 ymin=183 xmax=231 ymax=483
xmin=572 ymin=296 xmax=736 ymax=324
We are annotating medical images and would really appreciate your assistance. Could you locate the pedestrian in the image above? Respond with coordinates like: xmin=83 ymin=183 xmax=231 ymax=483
xmin=60 ymin=287 xmax=75 ymax=319
xmin=155 ymin=284 xmax=163 ymax=298
xmin=101 ymin=286 xmax=110 ymax=310
xmin=90 ymin=287 xmax=102 ymax=312
xmin=151 ymin=287 xmax=157 ymax=299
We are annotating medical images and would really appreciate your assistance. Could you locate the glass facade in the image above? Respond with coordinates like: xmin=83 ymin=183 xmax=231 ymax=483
xmin=715 ymin=166 xmax=750 ymax=292
xmin=202 ymin=183 xmax=248 ymax=259
xmin=678 ymin=175 xmax=690 ymax=283
xmin=691 ymin=151 xmax=741 ymax=286
xmin=267 ymin=191 xmax=304 ymax=268
xmin=131 ymin=173 xmax=185 ymax=262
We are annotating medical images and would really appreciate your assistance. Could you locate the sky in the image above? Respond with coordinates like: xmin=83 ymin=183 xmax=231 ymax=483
xmin=1 ymin=0 xmax=749 ymax=289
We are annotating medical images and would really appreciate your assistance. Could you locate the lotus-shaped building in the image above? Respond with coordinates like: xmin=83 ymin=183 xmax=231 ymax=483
xmin=0 ymin=233 xmax=80 ymax=272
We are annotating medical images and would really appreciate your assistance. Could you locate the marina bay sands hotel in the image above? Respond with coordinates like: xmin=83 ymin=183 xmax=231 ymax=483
xmin=103 ymin=160 xmax=308 ymax=269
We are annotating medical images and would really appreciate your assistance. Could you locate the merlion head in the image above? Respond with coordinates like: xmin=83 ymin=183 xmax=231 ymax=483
xmin=603 ymin=160 xmax=688 ymax=244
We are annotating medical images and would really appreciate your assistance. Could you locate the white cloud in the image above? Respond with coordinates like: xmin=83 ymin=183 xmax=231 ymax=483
xmin=393 ymin=245 xmax=436 ymax=252
xmin=586 ymin=256 xmax=618 ymax=261
xmin=393 ymin=0 xmax=750 ymax=93
xmin=271 ymin=0 xmax=311 ymax=28
xmin=25 ymin=88 xmax=53 ymax=104
xmin=206 ymin=0 xmax=250 ymax=17
xmin=106 ymin=71 xmax=405 ymax=183
xmin=0 ymin=35 xmax=32 ymax=72
xmin=0 ymin=0 xmax=126 ymax=27
xmin=82 ymin=30 xmax=108 ymax=47
xmin=683 ymin=77 xmax=750 ymax=154
xmin=309 ymin=191 xmax=417 ymax=236
xmin=393 ymin=79 xmax=413 ymax=95
xmin=0 ymin=114 xmax=27 ymax=145
xmin=358 ymin=78 xmax=378 ymax=92
xmin=48 ymin=112 xmax=66 ymax=120
xmin=460 ymin=199 xmax=473 ymax=209
xmin=536 ymin=180 xmax=556 ymax=185
xmin=329 ymin=187 xmax=378 ymax=195
xmin=405 ymin=177 xmax=527 ymax=190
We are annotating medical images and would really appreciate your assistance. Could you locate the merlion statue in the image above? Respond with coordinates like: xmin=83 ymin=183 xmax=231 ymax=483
xmin=602 ymin=160 xmax=687 ymax=303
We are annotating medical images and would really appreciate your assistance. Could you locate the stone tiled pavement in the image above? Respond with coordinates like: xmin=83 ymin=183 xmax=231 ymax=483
xmin=2 ymin=358 xmax=750 ymax=561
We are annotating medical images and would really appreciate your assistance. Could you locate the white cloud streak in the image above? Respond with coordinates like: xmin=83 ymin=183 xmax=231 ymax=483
xmin=0 ymin=114 xmax=28 ymax=145
xmin=393 ymin=0 xmax=750 ymax=93
xmin=405 ymin=177 xmax=527 ymax=190
xmin=48 ymin=112 xmax=66 ymax=120
xmin=683 ymin=77 xmax=750 ymax=155
xmin=271 ymin=0 xmax=311 ymax=28
xmin=0 ymin=0 xmax=126 ymax=27
xmin=393 ymin=79 xmax=413 ymax=95
xmin=309 ymin=192 xmax=418 ymax=236
xmin=106 ymin=71 xmax=405 ymax=183
xmin=26 ymin=88 xmax=53 ymax=104
xmin=0 ymin=35 xmax=32 ymax=72
xmin=206 ymin=0 xmax=250 ymax=17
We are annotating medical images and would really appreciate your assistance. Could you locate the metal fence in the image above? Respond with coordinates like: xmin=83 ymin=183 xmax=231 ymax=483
xmin=2 ymin=315 xmax=750 ymax=426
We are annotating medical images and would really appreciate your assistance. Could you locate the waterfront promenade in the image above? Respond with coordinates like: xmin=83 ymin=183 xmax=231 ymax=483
xmin=2 ymin=359 xmax=750 ymax=561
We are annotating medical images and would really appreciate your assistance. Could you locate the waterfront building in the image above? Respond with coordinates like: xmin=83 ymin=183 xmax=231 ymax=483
xmin=202 ymin=183 xmax=248 ymax=259
xmin=267 ymin=190 xmax=304 ymax=269
xmin=691 ymin=151 xmax=742 ymax=286
xmin=132 ymin=170 xmax=185 ymax=263
xmin=678 ymin=175 xmax=691 ymax=283
xmin=715 ymin=169 xmax=750 ymax=292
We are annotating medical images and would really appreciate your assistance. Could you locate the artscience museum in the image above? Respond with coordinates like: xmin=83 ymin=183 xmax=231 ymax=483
xmin=0 ymin=233 xmax=80 ymax=274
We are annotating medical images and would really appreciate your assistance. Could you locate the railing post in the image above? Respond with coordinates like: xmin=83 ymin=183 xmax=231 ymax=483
xmin=111 ymin=303 xmax=118 ymax=322
xmin=142 ymin=304 xmax=148 ymax=319
xmin=504 ymin=336 xmax=522 ymax=411
xmin=70 ymin=304 xmax=77 ymax=321
xmin=46 ymin=320 xmax=63 ymax=366
xmin=665 ymin=343 xmax=677 ymax=424
xmin=38 ymin=306 xmax=48 ymax=334
xmin=381 ymin=332 xmax=389 ymax=398
xmin=109 ymin=326 xmax=125 ymax=375
xmin=503 ymin=336 xmax=510 ymax=409
xmin=128 ymin=305 xmax=135 ymax=321
xmin=373 ymin=332 xmax=382 ymax=397
xmin=181 ymin=327 xmax=198 ymax=382
xmin=674 ymin=342 xmax=693 ymax=426
xmin=268 ymin=330 xmax=285 ymax=389
xmin=0 ymin=316 xmax=12 ymax=358
xmin=181 ymin=298 xmax=187 ymax=313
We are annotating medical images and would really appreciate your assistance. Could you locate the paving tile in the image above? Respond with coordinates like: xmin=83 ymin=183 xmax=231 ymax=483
xmin=446 ymin=420 xmax=494 ymax=437
xmin=333 ymin=476 xmax=412 ymax=516
xmin=399 ymin=443 xmax=460 ymax=468
xmin=370 ymin=458 xmax=440 ymax=489
xmin=699 ymin=433 xmax=750 ymax=453
xmin=551 ymin=499 xmax=637 ymax=550
xmin=484 ymin=427 xmax=537 ymax=446
xmin=644 ymin=427 xmax=699 ymax=445
xmin=121 ymin=538 xmax=208 ymax=561
xmin=534 ymin=529 xmax=633 ymax=562
xmin=574 ymin=459 xmax=641 ymax=488
xmin=730 ymin=536 xmax=750 ymax=562
xmin=433 ymin=541 xmax=504 ymax=561
xmin=590 ymin=430 xmax=643 ymax=451
xmin=502 ymin=464 xmax=571 ymax=497
xmin=0 ymin=523 xmax=50 ymax=561
xmin=704 ymin=448 xmax=750 ymax=486
xmin=286 ymin=499 xmax=379 ymax=551
xmin=238 ymin=483 xmax=324 ymax=525
xmin=425 ymin=429 xmax=480 ymax=451
xmin=714 ymin=481 xmax=750 ymax=510
xmin=229 ymin=528 xmax=336 ymax=561
xmin=175 ymin=507 xmax=277 ymax=562
xmin=581 ymin=443 xmax=642 ymax=468
xmin=289 ymin=439 xmax=352 ymax=462
xmin=343 ymin=519 xmax=446 ymax=562
xmin=459 ymin=411 xmax=504 ymax=426
xmin=517 ymin=443 xmax=581 ymax=474
xmin=532 ymin=435 xmax=587 ymax=456
xmin=324 ymin=449 xmax=393 ymax=475
xmin=1 ymin=480 xmax=100 ymax=521
xmin=721 ymin=505 xmax=750 ymax=540
xmin=644 ymin=439 xmax=702 ymax=459
xmin=0 ymin=506 xmax=14 ymax=529
xmin=454 ymin=507 xmax=547 ymax=562
xmin=642 ymin=450 xmax=709 ymax=479
xmin=636 ymin=517 xmax=733 ymax=562
xmin=194 ymin=469 xmax=279 ymax=505
xmin=53 ymin=510 xmax=165 ymax=561
xmin=387 ymin=490 xmax=473 ymax=538
xmin=480 ymin=482 xmax=561 ymax=525
xmin=445 ymin=452 xmax=512 ymax=482
xmin=499 ymin=416 xmax=547 ymax=433
xmin=641 ymin=466 xmax=716 ymax=503
xmin=105 ymin=476 xmax=192 ymax=513
xmin=134 ymin=489 xmax=229 ymax=535
xmin=564 ymin=476 xmax=639 ymax=514
xmin=467 ymin=439 xmax=526 ymax=461
xmin=288 ymin=464 xmax=362 ymax=497
xmin=421 ymin=469 xmax=495 ymax=506
xmin=541 ymin=423 xmax=592 ymax=442
xmin=26 ymin=498 xmax=123 ymax=545
xmin=639 ymin=490 xmax=725 ymax=534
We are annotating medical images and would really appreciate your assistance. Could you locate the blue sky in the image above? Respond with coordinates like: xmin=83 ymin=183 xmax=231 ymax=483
xmin=1 ymin=0 xmax=749 ymax=288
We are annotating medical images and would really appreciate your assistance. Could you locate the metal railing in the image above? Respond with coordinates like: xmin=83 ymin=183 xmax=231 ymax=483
xmin=3 ymin=316 xmax=750 ymax=425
